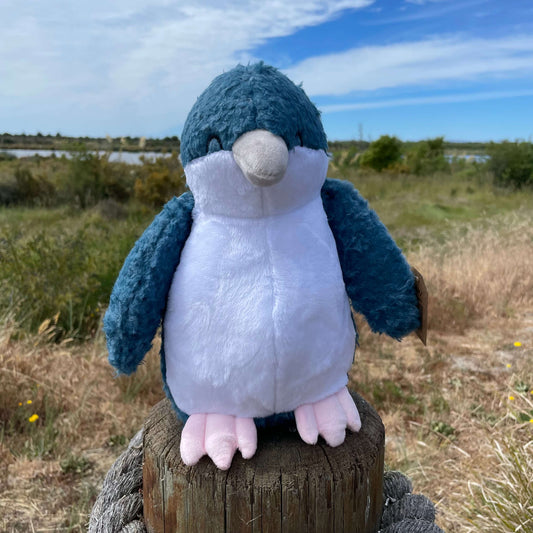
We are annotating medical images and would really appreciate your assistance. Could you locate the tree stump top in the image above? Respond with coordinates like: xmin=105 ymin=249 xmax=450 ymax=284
xmin=143 ymin=393 xmax=385 ymax=532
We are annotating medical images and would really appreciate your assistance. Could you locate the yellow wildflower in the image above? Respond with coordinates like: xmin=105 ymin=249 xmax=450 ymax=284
xmin=26 ymin=400 xmax=32 ymax=405
xmin=506 ymin=363 xmax=512 ymax=368
xmin=530 ymin=419 xmax=533 ymax=424
xmin=18 ymin=402 xmax=22 ymax=406
xmin=514 ymin=341 xmax=522 ymax=347
xmin=28 ymin=414 xmax=39 ymax=423
xmin=508 ymin=396 xmax=515 ymax=401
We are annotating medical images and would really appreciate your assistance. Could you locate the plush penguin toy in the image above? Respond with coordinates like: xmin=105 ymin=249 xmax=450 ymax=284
xmin=104 ymin=63 xmax=421 ymax=470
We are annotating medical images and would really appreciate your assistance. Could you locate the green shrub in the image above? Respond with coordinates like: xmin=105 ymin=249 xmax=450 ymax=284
xmin=405 ymin=137 xmax=450 ymax=176
xmin=0 ymin=182 xmax=19 ymax=206
xmin=14 ymin=166 xmax=57 ymax=206
xmin=487 ymin=141 xmax=533 ymax=188
xmin=134 ymin=152 xmax=186 ymax=207
xmin=0 ymin=209 xmax=151 ymax=338
xmin=60 ymin=146 xmax=133 ymax=207
xmin=359 ymin=135 xmax=402 ymax=172
xmin=0 ymin=230 xmax=100 ymax=336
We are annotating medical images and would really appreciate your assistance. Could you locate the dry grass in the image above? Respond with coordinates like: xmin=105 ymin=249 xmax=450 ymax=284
xmin=0 ymin=324 xmax=164 ymax=531
xmin=467 ymin=438 xmax=533 ymax=531
xmin=349 ymin=210 xmax=533 ymax=531
xmin=352 ymin=312 xmax=533 ymax=532
xmin=1 ymin=211 xmax=532 ymax=531
xmin=409 ymin=210 xmax=533 ymax=333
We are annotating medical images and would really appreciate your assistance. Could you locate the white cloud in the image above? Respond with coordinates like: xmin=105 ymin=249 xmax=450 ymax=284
xmin=3 ymin=1 xmax=532 ymax=138
xmin=0 ymin=0 xmax=373 ymax=135
xmin=319 ymin=89 xmax=533 ymax=113
xmin=284 ymin=35 xmax=533 ymax=96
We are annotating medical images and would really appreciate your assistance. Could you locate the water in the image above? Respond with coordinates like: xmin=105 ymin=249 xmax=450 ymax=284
xmin=0 ymin=148 xmax=173 ymax=165
xmin=2 ymin=148 xmax=489 ymax=164
xmin=445 ymin=153 xmax=489 ymax=163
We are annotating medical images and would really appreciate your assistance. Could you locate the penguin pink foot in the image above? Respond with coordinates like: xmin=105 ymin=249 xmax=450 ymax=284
xmin=180 ymin=413 xmax=257 ymax=470
xmin=294 ymin=387 xmax=361 ymax=447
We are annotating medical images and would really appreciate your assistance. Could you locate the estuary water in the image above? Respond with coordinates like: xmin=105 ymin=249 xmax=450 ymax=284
xmin=1 ymin=148 xmax=488 ymax=165
xmin=0 ymin=149 xmax=172 ymax=165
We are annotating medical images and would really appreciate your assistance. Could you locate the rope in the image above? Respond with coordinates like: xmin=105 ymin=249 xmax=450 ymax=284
xmin=379 ymin=470 xmax=444 ymax=533
xmin=89 ymin=431 xmax=444 ymax=532
xmin=88 ymin=429 xmax=146 ymax=533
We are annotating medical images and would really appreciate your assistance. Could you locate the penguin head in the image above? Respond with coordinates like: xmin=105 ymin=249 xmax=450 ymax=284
xmin=180 ymin=63 xmax=329 ymax=217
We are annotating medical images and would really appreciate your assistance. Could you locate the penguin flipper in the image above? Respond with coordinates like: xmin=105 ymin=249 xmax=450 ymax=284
xmin=321 ymin=178 xmax=420 ymax=340
xmin=103 ymin=192 xmax=194 ymax=375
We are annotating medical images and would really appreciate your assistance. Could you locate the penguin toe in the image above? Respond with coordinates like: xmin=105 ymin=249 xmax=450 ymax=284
xmin=314 ymin=394 xmax=347 ymax=447
xmin=236 ymin=417 xmax=257 ymax=459
xmin=205 ymin=414 xmax=238 ymax=470
xmin=337 ymin=387 xmax=362 ymax=432
xmin=180 ymin=413 xmax=207 ymax=466
xmin=295 ymin=404 xmax=319 ymax=445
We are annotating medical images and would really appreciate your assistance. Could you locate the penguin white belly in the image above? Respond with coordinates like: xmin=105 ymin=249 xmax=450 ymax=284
xmin=164 ymin=196 xmax=356 ymax=418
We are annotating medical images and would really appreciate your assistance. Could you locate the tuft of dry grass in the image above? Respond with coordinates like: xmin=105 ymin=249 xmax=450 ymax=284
xmin=409 ymin=210 xmax=533 ymax=333
xmin=466 ymin=438 xmax=533 ymax=532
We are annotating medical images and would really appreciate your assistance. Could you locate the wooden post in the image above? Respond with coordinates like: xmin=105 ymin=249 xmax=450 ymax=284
xmin=143 ymin=393 xmax=385 ymax=532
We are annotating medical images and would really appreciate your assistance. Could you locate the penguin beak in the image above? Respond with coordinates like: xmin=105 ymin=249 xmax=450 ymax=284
xmin=232 ymin=129 xmax=289 ymax=187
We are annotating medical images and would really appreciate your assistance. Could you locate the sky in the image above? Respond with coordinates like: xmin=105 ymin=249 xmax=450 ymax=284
xmin=2 ymin=0 xmax=533 ymax=142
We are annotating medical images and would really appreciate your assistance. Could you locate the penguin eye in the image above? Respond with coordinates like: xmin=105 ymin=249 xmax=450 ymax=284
xmin=207 ymin=135 xmax=222 ymax=154
xmin=296 ymin=131 xmax=304 ymax=147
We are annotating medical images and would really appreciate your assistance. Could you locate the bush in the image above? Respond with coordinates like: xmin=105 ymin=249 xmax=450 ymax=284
xmin=14 ymin=166 xmax=56 ymax=206
xmin=0 ymin=230 xmax=101 ymax=336
xmin=60 ymin=146 xmax=133 ymax=208
xmin=0 ymin=182 xmax=19 ymax=206
xmin=134 ymin=152 xmax=186 ymax=207
xmin=487 ymin=141 xmax=533 ymax=188
xmin=359 ymin=135 xmax=402 ymax=172
xmin=405 ymin=137 xmax=450 ymax=176
xmin=0 ymin=209 xmax=150 ymax=338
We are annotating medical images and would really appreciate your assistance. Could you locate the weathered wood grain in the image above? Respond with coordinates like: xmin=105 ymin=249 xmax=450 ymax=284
xmin=143 ymin=393 xmax=384 ymax=532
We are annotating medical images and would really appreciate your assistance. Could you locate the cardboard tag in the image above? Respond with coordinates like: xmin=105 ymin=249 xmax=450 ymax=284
xmin=411 ymin=266 xmax=428 ymax=345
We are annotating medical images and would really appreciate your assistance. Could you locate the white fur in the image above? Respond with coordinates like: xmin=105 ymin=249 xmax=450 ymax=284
xmin=164 ymin=147 xmax=356 ymax=418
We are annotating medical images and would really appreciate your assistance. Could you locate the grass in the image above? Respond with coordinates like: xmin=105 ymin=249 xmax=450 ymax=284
xmin=0 ymin=203 xmax=155 ymax=337
xmin=467 ymin=438 xmax=533 ymax=531
xmin=0 ymin=153 xmax=532 ymax=530
xmin=328 ymin=161 xmax=533 ymax=250
xmin=0 ymin=326 xmax=163 ymax=531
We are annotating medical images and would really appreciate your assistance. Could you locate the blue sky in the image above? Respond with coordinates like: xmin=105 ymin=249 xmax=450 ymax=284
xmin=2 ymin=0 xmax=533 ymax=142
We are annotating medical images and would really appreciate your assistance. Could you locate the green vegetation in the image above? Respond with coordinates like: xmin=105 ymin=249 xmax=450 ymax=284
xmin=359 ymin=134 xmax=403 ymax=171
xmin=0 ymin=147 xmax=185 ymax=339
xmin=487 ymin=140 xmax=533 ymax=188
xmin=405 ymin=136 xmax=449 ymax=175
xmin=133 ymin=151 xmax=186 ymax=207
xmin=0 ymin=214 xmax=150 ymax=337
xmin=329 ymin=140 xmax=532 ymax=251
xmin=1 ymin=137 xmax=533 ymax=342
xmin=0 ymin=132 xmax=180 ymax=153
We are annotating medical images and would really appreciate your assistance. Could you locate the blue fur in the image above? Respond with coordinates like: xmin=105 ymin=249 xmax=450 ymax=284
xmin=321 ymin=178 xmax=420 ymax=339
xmin=180 ymin=63 xmax=328 ymax=167
xmin=103 ymin=193 xmax=194 ymax=375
